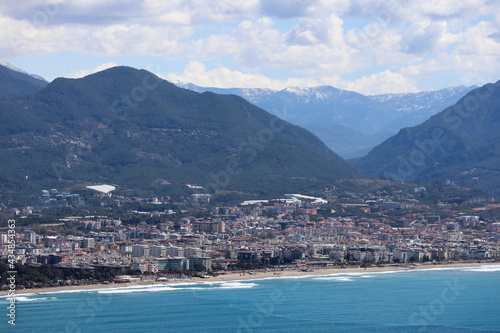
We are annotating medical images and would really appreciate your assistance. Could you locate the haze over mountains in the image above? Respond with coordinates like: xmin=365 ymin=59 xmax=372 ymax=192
xmin=0 ymin=65 xmax=359 ymax=198
xmin=179 ymin=83 xmax=475 ymax=158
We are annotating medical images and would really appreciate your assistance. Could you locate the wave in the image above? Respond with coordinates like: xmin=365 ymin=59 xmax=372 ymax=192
xmin=97 ymin=286 xmax=178 ymax=294
xmin=409 ymin=267 xmax=465 ymax=272
xmin=212 ymin=282 xmax=257 ymax=289
xmin=0 ymin=292 xmax=37 ymax=299
xmin=463 ymin=265 xmax=500 ymax=272
xmin=406 ymin=264 xmax=500 ymax=273
xmin=96 ymin=281 xmax=258 ymax=294
xmin=227 ymin=270 xmax=410 ymax=285
xmin=13 ymin=296 xmax=57 ymax=302
xmin=311 ymin=276 xmax=354 ymax=282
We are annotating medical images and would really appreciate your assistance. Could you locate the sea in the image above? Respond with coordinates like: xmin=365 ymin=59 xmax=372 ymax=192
xmin=1 ymin=265 xmax=499 ymax=332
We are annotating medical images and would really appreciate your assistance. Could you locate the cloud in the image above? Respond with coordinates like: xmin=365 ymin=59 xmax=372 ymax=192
xmin=231 ymin=16 xmax=356 ymax=76
xmin=259 ymin=0 xmax=316 ymax=18
xmin=400 ymin=21 xmax=457 ymax=55
xmin=67 ymin=62 xmax=118 ymax=78
xmin=345 ymin=0 xmax=497 ymax=22
xmin=163 ymin=61 xmax=417 ymax=95
xmin=188 ymin=34 xmax=239 ymax=60
xmin=346 ymin=70 xmax=418 ymax=95
xmin=0 ymin=0 xmax=499 ymax=94
xmin=0 ymin=15 xmax=89 ymax=57
xmin=79 ymin=24 xmax=191 ymax=56
xmin=164 ymin=60 xmax=289 ymax=89
xmin=286 ymin=14 xmax=345 ymax=46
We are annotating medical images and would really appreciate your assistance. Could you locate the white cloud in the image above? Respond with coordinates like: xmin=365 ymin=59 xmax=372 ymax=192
xmin=188 ymin=34 xmax=239 ymax=60
xmin=400 ymin=20 xmax=457 ymax=55
xmin=164 ymin=61 xmax=289 ymax=89
xmin=163 ymin=60 xmax=417 ymax=95
xmin=0 ymin=0 xmax=499 ymax=94
xmin=346 ymin=70 xmax=418 ymax=95
xmin=79 ymin=24 xmax=191 ymax=56
xmin=67 ymin=62 xmax=118 ymax=78
xmin=230 ymin=16 xmax=357 ymax=75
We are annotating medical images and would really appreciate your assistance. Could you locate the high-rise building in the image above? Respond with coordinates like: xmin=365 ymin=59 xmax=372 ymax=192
xmin=184 ymin=247 xmax=202 ymax=258
xmin=150 ymin=245 xmax=167 ymax=257
xmin=166 ymin=246 xmax=184 ymax=257
xmin=82 ymin=238 xmax=95 ymax=249
xmin=188 ymin=257 xmax=212 ymax=271
xmin=132 ymin=244 xmax=150 ymax=258
xmin=24 ymin=231 xmax=37 ymax=244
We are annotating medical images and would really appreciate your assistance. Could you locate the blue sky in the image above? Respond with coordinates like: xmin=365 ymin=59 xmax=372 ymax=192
xmin=1 ymin=0 xmax=500 ymax=95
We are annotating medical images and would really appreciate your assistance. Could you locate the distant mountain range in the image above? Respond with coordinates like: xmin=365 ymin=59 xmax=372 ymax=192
xmin=2 ymin=62 xmax=497 ymax=198
xmin=179 ymin=83 xmax=475 ymax=158
xmin=354 ymin=81 xmax=500 ymax=196
xmin=0 ymin=65 xmax=360 ymax=199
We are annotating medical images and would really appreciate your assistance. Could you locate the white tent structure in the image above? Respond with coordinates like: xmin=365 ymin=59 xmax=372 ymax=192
xmin=86 ymin=184 xmax=116 ymax=194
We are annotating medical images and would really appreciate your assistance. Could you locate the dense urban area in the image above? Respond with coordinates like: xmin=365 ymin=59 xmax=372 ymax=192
xmin=1 ymin=180 xmax=499 ymax=290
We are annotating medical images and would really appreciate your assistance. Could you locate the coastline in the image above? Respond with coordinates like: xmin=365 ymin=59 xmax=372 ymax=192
xmin=3 ymin=261 xmax=499 ymax=297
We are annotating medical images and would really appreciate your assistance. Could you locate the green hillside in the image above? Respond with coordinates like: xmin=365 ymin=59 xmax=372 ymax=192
xmin=354 ymin=81 xmax=500 ymax=195
xmin=0 ymin=65 xmax=47 ymax=99
xmin=0 ymin=66 xmax=360 ymax=199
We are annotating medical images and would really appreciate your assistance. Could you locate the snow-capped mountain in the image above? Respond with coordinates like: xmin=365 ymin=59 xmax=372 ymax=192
xmin=176 ymin=82 xmax=475 ymax=158
xmin=0 ymin=60 xmax=48 ymax=99
xmin=0 ymin=60 xmax=48 ymax=82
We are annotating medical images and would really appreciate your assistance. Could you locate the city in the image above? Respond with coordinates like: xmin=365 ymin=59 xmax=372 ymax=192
xmin=2 ymin=181 xmax=498 ymax=289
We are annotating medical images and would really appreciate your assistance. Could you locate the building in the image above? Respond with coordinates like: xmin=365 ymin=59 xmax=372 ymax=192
xmin=427 ymin=215 xmax=440 ymax=223
xmin=156 ymin=257 xmax=189 ymax=271
xmin=132 ymin=262 xmax=159 ymax=273
xmin=189 ymin=257 xmax=212 ymax=271
xmin=41 ymin=190 xmax=50 ymax=202
xmin=166 ymin=246 xmax=184 ymax=257
xmin=24 ymin=231 xmax=36 ymax=244
xmin=150 ymin=245 xmax=167 ymax=257
xmin=184 ymin=247 xmax=202 ymax=258
xmin=132 ymin=244 xmax=150 ymax=258
xmin=79 ymin=220 xmax=102 ymax=230
xmin=192 ymin=221 xmax=225 ymax=234
xmin=191 ymin=194 xmax=212 ymax=202
xmin=37 ymin=254 xmax=67 ymax=265
xmin=82 ymin=238 xmax=96 ymax=249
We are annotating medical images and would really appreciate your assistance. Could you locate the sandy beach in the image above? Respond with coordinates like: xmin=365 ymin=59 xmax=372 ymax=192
xmin=2 ymin=261 xmax=499 ymax=297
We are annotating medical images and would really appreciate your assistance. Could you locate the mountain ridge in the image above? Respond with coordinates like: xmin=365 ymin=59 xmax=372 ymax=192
xmin=0 ymin=66 xmax=360 ymax=199
xmin=176 ymin=82 xmax=475 ymax=157
xmin=0 ymin=60 xmax=48 ymax=82
xmin=354 ymin=80 xmax=500 ymax=195
xmin=0 ymin=61 xmax=48 ymax=99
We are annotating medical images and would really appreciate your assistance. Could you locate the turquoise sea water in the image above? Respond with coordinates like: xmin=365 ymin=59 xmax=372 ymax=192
xmin=2 ymin=266 xmax=500 ymax=332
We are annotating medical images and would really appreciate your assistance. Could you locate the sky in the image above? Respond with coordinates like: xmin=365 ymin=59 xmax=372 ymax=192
xmin=1 ymin=0 xmax=500 ymax=95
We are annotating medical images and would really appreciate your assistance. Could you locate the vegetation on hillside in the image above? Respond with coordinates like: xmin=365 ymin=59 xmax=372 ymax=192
xmin=0 ymin=66 xmax=360 ymax=200
xmin=354 ymin=81 xmax=500 ymax=196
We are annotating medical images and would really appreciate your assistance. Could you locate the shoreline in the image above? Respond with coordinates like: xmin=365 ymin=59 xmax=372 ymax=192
xmin=3 ymin=261 xmax=500 ymax=297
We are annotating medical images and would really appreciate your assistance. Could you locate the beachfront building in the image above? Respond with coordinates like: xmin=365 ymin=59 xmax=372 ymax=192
xmin=157 ymin=257 xmax=189 ymax=272
xmin=189 ymin=257 xmax=212 ymax=271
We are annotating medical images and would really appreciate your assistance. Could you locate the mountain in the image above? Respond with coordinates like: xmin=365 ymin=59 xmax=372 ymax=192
xmin=0 ymin=60 xmax=48 ymax=82
xmin=0 ymin=66 xmax=360 ymax=199
xmin=369 ymin=86 xmax=479 ymax=132
xmin=0 ymin=61 xmax=48 ymax=99
xmin=354 ymin=81 xmax=500 ymax=196
xmin=179 ymin=83 xmax=475 ymax=158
